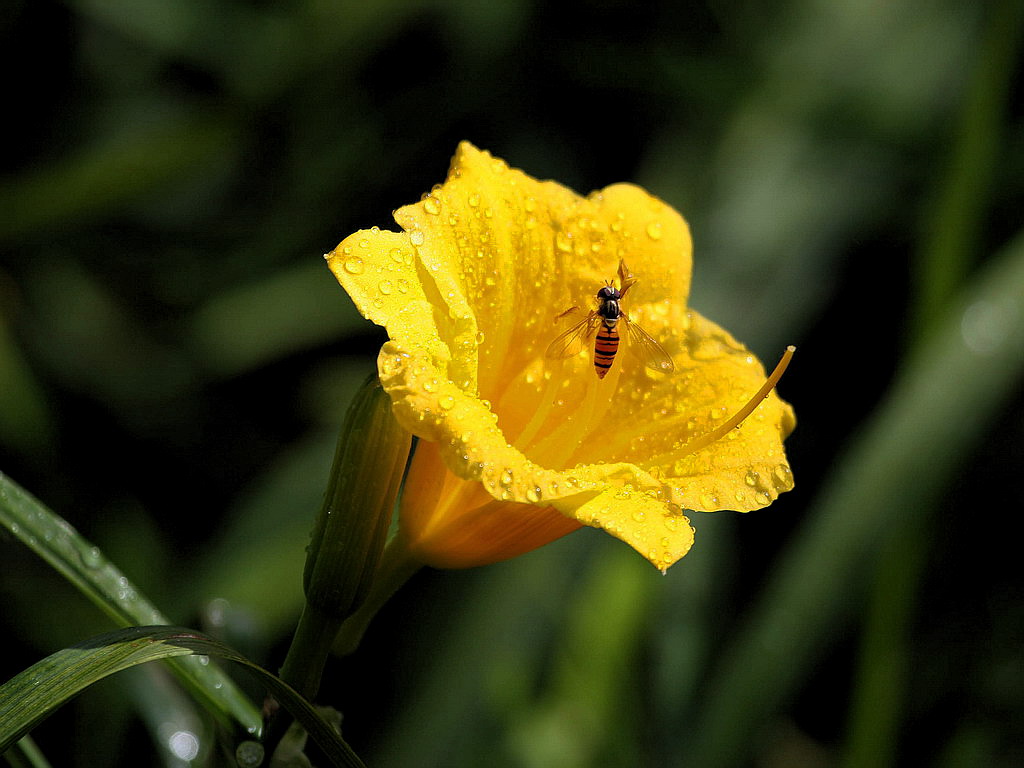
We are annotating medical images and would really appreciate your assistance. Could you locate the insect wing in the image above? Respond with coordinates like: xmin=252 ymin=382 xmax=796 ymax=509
xmin=546 ymin=309 xmax=599 ymax=360
xmin=623 ymin=316 xmax=675 ymax=373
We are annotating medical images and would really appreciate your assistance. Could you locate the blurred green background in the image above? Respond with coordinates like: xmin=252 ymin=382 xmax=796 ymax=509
xmin=2 ymin=0 xmax=1022 ymax=766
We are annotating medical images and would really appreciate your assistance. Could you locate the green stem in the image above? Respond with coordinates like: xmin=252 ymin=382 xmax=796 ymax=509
xmin=5 ymin=736 xmax=53 ymax=768
xmin=333 ymin=533 xmax=422 ymax=657
xmin=278 ymin=606 xmax=344 ymax=702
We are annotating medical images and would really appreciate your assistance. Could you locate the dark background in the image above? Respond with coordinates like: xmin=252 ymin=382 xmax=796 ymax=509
xmin=2 ymin=0 xmax=1022 ymax=766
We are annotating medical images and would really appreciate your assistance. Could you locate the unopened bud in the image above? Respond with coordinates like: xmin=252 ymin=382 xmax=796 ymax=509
xmin=303 ymin=374 xmax=411 ymax=620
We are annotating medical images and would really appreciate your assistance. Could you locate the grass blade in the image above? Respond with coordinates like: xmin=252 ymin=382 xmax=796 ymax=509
xmin=0 ymin=473 xmax=262 ymax=735
xmin=0 ymin=626 xmax=365 ymax=767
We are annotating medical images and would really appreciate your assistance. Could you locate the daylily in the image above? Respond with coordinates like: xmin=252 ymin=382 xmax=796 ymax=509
xmin=326 ymin=142 xmax=795 ymax=572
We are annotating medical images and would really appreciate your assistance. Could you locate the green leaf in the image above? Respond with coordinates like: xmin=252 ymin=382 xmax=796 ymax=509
xmin=0 ymin=473 xmax=262 ymax=735
xmin=0 ymin=626 xmax=365 ymax=768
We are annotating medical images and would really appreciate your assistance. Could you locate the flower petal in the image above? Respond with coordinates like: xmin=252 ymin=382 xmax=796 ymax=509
xmin=326 ymin=142 xmax=795 ymax=571
xmin=398 ymin=440 xmax=582 ymax=569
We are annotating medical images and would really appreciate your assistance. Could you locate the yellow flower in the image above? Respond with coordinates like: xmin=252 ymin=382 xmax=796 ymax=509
xmin=326 ymin=142 xmax=795 ymax=572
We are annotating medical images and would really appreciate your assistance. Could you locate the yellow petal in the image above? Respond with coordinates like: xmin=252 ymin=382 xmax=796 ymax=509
xmin=398 ymin=440 xmax=581 ymax=569
xmin=326 ymin=142 xmax=795 ymax=571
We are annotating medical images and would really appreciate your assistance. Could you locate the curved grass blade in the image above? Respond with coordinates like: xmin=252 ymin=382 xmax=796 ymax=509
xmin=0 ymin=625 xmax=365 ymax=768
xmin=0 ymin=473 xmax=262 ymax=735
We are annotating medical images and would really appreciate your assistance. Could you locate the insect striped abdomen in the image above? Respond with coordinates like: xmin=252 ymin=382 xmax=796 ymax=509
xmin=594 ymin=321 xmax=619 ymax=378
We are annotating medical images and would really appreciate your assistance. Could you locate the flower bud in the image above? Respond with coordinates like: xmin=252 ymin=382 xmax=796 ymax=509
xmin=302 ymin=374 xmax=411 ymax=620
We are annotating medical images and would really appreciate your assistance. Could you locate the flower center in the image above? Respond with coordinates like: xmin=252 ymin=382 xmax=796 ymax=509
xmin=517 ymin=345 xmax=795 ymax=473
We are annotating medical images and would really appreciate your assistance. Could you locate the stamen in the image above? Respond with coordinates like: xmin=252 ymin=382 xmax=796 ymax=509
xmin=677 ymin=346 xmax=795 ymax=456
xmin=513 ymin=367 xmax=563 ymax=452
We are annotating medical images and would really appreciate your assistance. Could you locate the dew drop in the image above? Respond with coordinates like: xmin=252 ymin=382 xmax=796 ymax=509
xmin=80 ymin=546 xmax=103 ymax=569
xmin=632 ymin=510 xmax=646 ymax=522
xmin=646 ymin=221 xmax=663 ymax=240
xmin=378 ymin=280 xmax=393 ymax=295
xmin=236 ymin=741 xmax=265 ymax=768
xmin=439 ymin=394 xmax=455 ymax=410
xmin=526 ymin=486 xmax=542 ymax=503
xmin=397 ymin=279 xmax=409 ymax=293
xmin=700 ymin=493 xmax=719 ymax=508
xmin=423 ymin=196 xmax=441 ymax=215
xmin=468 ymin=193 xmax=481 ymax=207
xmin=389 ymin=247 xmax=404 ymax=263
xmin=409 ymin=230 xmax=425 ymax=246
xmin=744 ymin=471 xmax=759 ymax=487
xmin=343 ymin=257 xmax=365 ymax=275
xmin=772 ymin=464 xmax=793 ymax=489
xmin=555 ymin=231 xmax=573 ymax=253
xmin=500 ymin=468 xmax=514 ymax=486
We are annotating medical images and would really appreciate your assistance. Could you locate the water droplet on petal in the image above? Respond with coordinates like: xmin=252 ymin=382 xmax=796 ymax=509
xmin=772 ymin=464 xmax=793 ymax=489
xmin=500 ymin=469 xmax=514 ymax=486
xmin=468 ymin=193 xmax=481 ymax=207
xmin=378 ymin=280 xmax=393 ymax=295
xmin=646 ymin=221 xmax=663 ymax=240
xmin=409 ymin=230 xmax=425 ymax=246
xmin=423 ymin=196 xmax=441 ymax=215
xmin=343 ymin=258 xmax=365 ymax=275
xmin=526 ymin=486 xmax=542 ymax=503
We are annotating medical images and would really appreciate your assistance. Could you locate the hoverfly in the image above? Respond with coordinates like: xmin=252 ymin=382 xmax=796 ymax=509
xmin=545 ymin=260 xmax=674 ymax=378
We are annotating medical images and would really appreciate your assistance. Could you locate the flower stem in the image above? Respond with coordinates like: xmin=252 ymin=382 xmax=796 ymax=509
xmin=333 ymin=533 xmax=422 ymax=657
xmin=278 ymin=605 xmax=344 ymax=702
